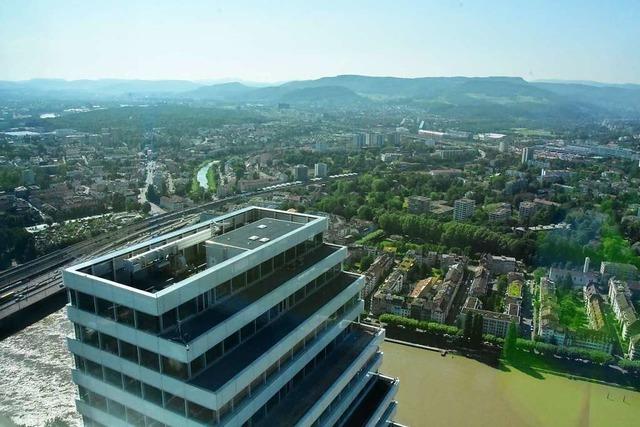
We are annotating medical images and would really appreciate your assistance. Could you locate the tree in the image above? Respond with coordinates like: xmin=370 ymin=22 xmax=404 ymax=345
xmin=470 ymin=314 xmax=484 ymax=347
xmin=141 ymin=202 xmax=151 ymax=214
xmin=463 ymin=312 xmax=473 ymax=339
xmin=146 ymin=184 xmax=160 ymax=204
xmin=503 ymin=321 xmax=518 ymax=360
xmin=111 ymin=192 xmax=126 ymax=211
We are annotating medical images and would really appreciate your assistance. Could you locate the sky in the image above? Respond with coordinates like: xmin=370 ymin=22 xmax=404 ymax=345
xmin=0 ymin=0 xmax=639 ymax=84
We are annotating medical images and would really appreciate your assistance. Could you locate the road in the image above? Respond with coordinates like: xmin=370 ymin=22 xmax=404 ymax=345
xmin=0 ymin=172 xmax=360 ymax=322
xmin=139 ymin=160 xmax=166 ymax=215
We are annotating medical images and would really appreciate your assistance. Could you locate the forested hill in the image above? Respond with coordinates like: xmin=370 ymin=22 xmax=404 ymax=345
xmin=2 ymin=75 xmax=640 ymax=121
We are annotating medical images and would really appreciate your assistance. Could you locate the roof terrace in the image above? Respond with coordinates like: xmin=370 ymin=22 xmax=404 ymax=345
xmin=71 ymin=207 xmax=322 ymax=296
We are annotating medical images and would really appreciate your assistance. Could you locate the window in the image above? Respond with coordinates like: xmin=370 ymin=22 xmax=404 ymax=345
xmin=74 ymin=355 xmax=85 ymax=372
xmin=136 ymin=311 xmax=160 ymax=334
xmin=164 ymin=391 xmax=186 ymax=415
xmin=78 ymin=385 xmax=89 ymax=401
xmin=216 ymin=281 xmax=231 ymax=299
xmin=232 ymin=273 xmax=246 ymax=292
xmin=190 ymin=354 xmax=205 ymax=376
xmin=161 ymin=308 xmax=177 ymax=331
xmin=178 ymin=298 xmax=197 ymax=321
xmin=261 ymin=259 xmax=274 ymax=276
xmin=139 ymin=348 xmax=159 ymax=371
xmin=81 ymin=326 xmax=99 ymax=347
xmin=104 ymin=366 xmax=122 ymax=387
xmin=247 ymin=265 xmax=260 ymax=284
xmin=224 ymin=331 xmax=239 ymax=352
xmin=96 ymin=298 xmax=115 ymax=320
xmin=285 ymin=247 xmax=296 ymax=263
xmin=126 ymin=407 xmax=145 ymax=426
xmin=142 ymin=384 xmax=163 ymax=406
xmin=146 ymin=418 xmax=166 ymax=427
xmin=77 ymin=292 xmax=95 ymax=313
xmin=196 ymin=293 xmax=208 ymax=312
xmin=161 ymin=356 xmax=188 ymax=380
xmin=68 ymin=289 xmax=78 ymax=307
xmin=123 ymin=374 xmax=142 ymax=397
xmin=274 ymin=252 xmax=285 ymax=269
xmin=108 ymin=399 xmax=126 ymax=419
xmin=92 ymin=393 xmax=107 ymax=411
xmin=205 ymin=343 xmax=222 ymax=365
xmin=188 ymin=401 xmax=215 ymax=423
xmin=119 ymin=340 xmax=138 ymax=363
xmin=240 ymin=322 xmax=255 ymax=341
xmin=85 ymin=359 xmax=102 ymax=378
xmin=256 ymin=311 xmax=269 ymax=329
xmin=99 ymin=333 xmax=118 ymax=354
xmin=116 ymin=305 xmax=135 ymax=327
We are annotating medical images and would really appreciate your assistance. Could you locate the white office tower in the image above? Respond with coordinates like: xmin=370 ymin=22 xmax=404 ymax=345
xmin=64 ymin=207 xmax=400 ymax=427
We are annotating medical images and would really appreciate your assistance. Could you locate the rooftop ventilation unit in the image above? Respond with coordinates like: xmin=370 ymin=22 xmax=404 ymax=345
xmin=257 ymin=224 xmax=267 ymax=229
xmin=249 ymin=235 xmax=260 ymax=241
xmin=259 ymin=237 xmax=270 ymax=243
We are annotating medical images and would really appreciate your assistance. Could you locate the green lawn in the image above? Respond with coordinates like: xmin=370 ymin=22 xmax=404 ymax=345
xmin=557 ymin=289 xmax=588 ymax=331
xmin=355 ymin=229 xmax=384 ymax=245
xmin=507 ymin=281 xmax=522 ymax=298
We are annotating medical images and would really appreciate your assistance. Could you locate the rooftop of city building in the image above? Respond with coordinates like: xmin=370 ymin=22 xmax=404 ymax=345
xmin=66 ymin=206 xmax=324 ymax=296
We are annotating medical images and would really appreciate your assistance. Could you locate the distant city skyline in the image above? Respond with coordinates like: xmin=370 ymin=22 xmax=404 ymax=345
xmin=1 ymin=0 xmax=639 ymax=84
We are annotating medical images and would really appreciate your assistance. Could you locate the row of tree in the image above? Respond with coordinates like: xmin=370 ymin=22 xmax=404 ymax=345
xmin=377 ymin=212 xmax=536 ymax=260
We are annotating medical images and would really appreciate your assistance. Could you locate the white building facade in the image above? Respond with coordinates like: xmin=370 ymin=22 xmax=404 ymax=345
xmin=64 ymin=207 xmax=399 ymax=426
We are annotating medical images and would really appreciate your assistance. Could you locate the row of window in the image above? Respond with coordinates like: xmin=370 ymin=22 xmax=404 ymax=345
xmin=69 ymin=233 xmax=324 ymax=337
xmin=312 ymin=351 xmax=381 ymax=427
xmin=228 ymin=295 xmax=361 ymax=418
xmin=241 ymin=325 xmax=356 ymax=427
xmin=78 ymin=386 xmax=169 ymax=427
xmin=73 ymin=264 xmax=342 ymax=382
xmin=74 ymin=295 xmax=361 ymax=426
xmin=76 ymin=316 xmax=359 ymax=427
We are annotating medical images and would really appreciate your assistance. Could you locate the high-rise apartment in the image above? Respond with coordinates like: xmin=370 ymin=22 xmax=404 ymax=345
xmin=64 ymin=207 xmax=399 ymax=426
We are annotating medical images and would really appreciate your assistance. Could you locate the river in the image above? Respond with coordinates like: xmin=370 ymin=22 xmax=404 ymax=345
xmin=0 ymin=309 xmax=79 ymax=426
xmin=0 ymin=313 xmax=638 ymax=427
xmin=380 ymin=341 xmax=640 ymax=427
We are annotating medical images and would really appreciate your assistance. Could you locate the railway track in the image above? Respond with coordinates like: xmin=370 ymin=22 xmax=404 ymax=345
xmin=0 ymin=173 xmax=358 ymax=321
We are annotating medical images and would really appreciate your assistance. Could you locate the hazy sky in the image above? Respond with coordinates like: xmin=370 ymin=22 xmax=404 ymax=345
xmin=1 ymin=0 xmax=639 ymax=83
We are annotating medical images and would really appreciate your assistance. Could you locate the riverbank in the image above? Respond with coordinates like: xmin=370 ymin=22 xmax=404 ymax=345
xmin=381 ymin=341 xmax=640 ymax=427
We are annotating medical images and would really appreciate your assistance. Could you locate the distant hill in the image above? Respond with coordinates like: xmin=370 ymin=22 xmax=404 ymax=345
xmin=2 ymin=75 xmax=640 ymax=120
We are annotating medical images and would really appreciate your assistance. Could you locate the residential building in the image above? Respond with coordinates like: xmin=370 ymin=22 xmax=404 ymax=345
xmin=293 ymin=164 xmax=309 ymax=181
xmin=600 ymin=262 xmax=638 ymax=282
xmin=548 ymin=267 xmax=599 ymax=287
xmin=362 ymin=253 xmax=394 ymax=299
xmin=583 ymin=284 xmax=605 ymax=331
xmin=461 ymin=302 xmax=519 ymax=338
xmin=483 ymin=254 xmax=516 ymax=275
xmin=608 ymin=279 xmax=640 ymax=340
xmin=410 ymin=263 xmax=465 ymax=323
xmin=314 ymin=162 xmax=328 ymax=178
xmin=537 ymin=278 xmax=566 ymax=344
xmin=159 ymin=195 xmax=186 ymax=211
xmin=64 ymin=207 xmax=399 ymax=427
xmin=518 ymin=201 xmax=537 ymax=219
xmin=488 ymin=204 xmax=511 ymax=223
xmin=407 ymin=196 xmax=431 ymax=214
xmin=521 ymin=147 xmax=534 ymax=164
xmin=453 ymin=198 xmax=475 ymax=221
xmin=353 ymin=133 xmax=366 ymax=149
